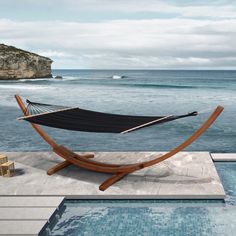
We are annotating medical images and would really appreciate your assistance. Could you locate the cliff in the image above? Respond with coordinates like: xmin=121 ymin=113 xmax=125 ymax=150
xmin=0 ymin=44 xmax=53 ymax=80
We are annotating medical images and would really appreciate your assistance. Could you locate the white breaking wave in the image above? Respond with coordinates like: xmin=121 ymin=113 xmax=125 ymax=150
xmin=111 ymin=75 xmax=126 ymax=79
xmin=0 ymin=84 xmax=49 ymax=90
xmin=61 ymin=76 xmax=81 ymax=81
xmin=0 ymin=78 xmax=52 ymax=83
xmin=18 ymin=78 xmax=52 ymax=82
xmin=16 ymin=77 xmax=79 ymax=82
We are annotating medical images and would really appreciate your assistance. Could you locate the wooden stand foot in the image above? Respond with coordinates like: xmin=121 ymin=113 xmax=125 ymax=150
xmin=47 ymin=160 xmax=71 ymax=175
xmin=99 ymin=172 xmax=127 ymax=191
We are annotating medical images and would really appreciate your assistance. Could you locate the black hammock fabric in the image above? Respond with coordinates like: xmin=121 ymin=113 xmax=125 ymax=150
xmin=21 ymin=100 xmax=198 ymax=133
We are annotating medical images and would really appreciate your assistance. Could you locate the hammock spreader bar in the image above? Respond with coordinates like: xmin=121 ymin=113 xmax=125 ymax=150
xmin=18 ymin=99 xmax=198 ymax=134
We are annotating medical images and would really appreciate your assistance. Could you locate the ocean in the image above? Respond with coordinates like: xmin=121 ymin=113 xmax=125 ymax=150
xmin=0 ymin=70 xmax=235 ymax=152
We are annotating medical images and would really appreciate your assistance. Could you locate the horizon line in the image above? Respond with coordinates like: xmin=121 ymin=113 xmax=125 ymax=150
xmin=52 ymin=68 xmax=236 ymax=71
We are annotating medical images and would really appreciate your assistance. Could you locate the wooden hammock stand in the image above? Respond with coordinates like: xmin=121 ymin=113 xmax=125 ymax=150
xmin=15 ymin=95 xmax=224 ymax=191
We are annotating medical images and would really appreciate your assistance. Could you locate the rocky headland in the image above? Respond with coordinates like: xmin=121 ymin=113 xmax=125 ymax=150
xmin=0 ymin=44 xmax=53 ymax=80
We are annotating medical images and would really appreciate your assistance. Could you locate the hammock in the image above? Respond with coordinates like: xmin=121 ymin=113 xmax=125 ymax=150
xmin=18 ymin=100 xmax=198 ymax=134
xmin=15 ymin=95 xmax=224 ymax=191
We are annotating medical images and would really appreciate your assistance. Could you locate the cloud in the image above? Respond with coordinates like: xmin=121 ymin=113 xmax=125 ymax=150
xmin=1 ymin=16 xmax=236 ymax=69
xmin=1 ymin=0 xmax=236 ymax=20
xmin=73 ymin=0 xmax=236 ymax=19
xmin=37 ymin=50 xmax=73 ymax=58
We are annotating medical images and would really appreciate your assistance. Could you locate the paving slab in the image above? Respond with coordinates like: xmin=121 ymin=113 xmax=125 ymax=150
xmin=0 ymin=196 xmax=64 ymax=207
xmin=211 ymin=153 xmax=236 ymax=162
xmin=1 ymin=152 xmax=225 ymax=199
xmin=0 ymin=207 xmax=56 ymax=220
xmin=0 ymin=220 xmax=46 ymax=236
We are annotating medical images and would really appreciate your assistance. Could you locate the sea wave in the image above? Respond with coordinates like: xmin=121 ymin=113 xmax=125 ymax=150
xmin=113 ymin=83 xmax=224 ymax=89
xmin=0 ymin=84 xmax=47 ymax=90
xmin=129 ymin=83 xmax=197 ymax=89
xmin=0 ymin=77 xmax=80 ymax=83
xmin=102 ymin=82 xmax=199 ymax=89
xmin=61 ymin=76 xmax=78 ymax=81
xmin=18 ymin=78 xmax=52 ymax=82
xmin=111 ymin=75 xmax=127 ymax=79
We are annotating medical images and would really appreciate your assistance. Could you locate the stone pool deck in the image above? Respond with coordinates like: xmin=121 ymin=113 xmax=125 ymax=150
xmin=0 ymin=151 xmax=232 ymax=235
xmin=1 ymin=152 xmax=225 ymax=199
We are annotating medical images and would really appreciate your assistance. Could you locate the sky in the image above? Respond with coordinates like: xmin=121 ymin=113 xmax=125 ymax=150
xmin=0 ymin=0 xmax=236 ymax=69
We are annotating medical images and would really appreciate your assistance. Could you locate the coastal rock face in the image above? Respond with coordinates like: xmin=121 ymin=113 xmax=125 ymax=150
xmin=0 ymin=44 xmax=53 ymax=80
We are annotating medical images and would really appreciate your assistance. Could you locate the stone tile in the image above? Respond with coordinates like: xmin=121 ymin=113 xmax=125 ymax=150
xmin=0 ymin=220 xmax=46 ymax=236
xmin=0 ymin=207 xmax=56 ymax=220
xmin=0 ymin=196 xmax=64 ymax=207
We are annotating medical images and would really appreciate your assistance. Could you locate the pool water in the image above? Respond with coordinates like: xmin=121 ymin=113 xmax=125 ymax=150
xmin=42 ymin=163 xmax=236 ymax=236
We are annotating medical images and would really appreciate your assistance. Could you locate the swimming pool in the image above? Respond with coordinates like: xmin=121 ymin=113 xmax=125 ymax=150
xmin=42 ymin=162 xmax=236 ymax=236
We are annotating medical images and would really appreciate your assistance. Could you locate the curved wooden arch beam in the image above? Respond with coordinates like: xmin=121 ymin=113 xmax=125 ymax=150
xmin=15 ymin=95 xmax=224 ymax=191
xmin=96 ymin=105 xmax=224 ymax=176
xmin=142 ymin=106 xmax=224 ymax=168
